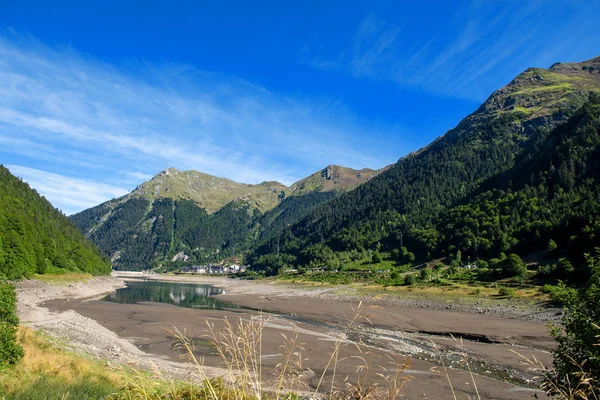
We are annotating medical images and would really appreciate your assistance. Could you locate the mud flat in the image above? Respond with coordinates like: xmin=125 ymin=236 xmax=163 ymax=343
xmin=41 ymin=275 xmax=552 ymax=399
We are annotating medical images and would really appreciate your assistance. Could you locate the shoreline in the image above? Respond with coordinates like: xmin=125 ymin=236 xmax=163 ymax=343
xmin=127 ymin=273 xmax=561 ymax=324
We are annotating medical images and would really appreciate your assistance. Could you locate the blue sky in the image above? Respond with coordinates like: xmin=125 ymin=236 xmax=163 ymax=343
xmin=1 ymin=0 xmax=599 ymax=215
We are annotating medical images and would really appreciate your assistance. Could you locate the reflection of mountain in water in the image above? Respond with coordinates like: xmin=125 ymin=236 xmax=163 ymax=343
xmin=103 ymin=280 xmax=239 ymax=310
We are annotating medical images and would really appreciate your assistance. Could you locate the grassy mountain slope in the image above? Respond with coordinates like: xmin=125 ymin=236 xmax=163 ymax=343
xmin=0 ymin=166 xmax=111 ymax=279
xmin=133 ymin=168 xmax=286 ymax=213
xmin=248 ymin=56 xmax=600 ymax=274
xmin=286 ymin=165 xmax=384 ymax=196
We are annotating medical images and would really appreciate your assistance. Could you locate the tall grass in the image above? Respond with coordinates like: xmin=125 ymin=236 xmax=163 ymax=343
xmin=161 ymin=299 xmax=412 ymax=400
xmin=512 ymin=344 xmax=599 ymax=400
xmin=0 ymin=328 xmax=122 ymax=399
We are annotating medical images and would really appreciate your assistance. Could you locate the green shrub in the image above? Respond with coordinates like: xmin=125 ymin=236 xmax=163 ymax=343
xmin=488 ymin=258 xmax=501 ymax=270
xmin=548 ymin=239 xmax=559 ymax=256
xmin=420 ymin=267 xmax=432 ymax=281
xmin=498 ymin=287 xmax=516 ymax=297
xmin=371 ymin=251 xmax=382 ymax=263
xmin=405 ymin=274 xmax=416 ymax=286
xmin=0 ymin=280 xmax=23 ymax=367
xmin=501 ymin=254 xmax=526 ymax=278
xmin=548 ymin=250 xmax=600 ymax=397
xmin=538 ymin=264 xmax=557 ymax=276
xmin=557 ymin=258 xmax=574 ymax=274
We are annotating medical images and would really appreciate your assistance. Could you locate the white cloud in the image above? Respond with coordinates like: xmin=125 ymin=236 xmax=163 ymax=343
xmin=0 ymin=33 xmax=400 ymax=213
xmin=5 ymin=164 xmax=130 ymax=215
xmin=307 ymin=1 xmax=600 ymax=100
xmin=124 ymin=171 xmax=154 ymax=182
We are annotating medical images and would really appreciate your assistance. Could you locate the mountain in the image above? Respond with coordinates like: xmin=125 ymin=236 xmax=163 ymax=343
xmin=248 ymin=56 xmax=600 ymax=274
xmin=286 ymin=165 xmax=384 ymax=196
xmin=0 ymin=166 xmax=111 ymax=279
xmin=71 ymin=165 xmax=383 ymax=270
xmin=132 ymin=168 xmax=287 ymax=213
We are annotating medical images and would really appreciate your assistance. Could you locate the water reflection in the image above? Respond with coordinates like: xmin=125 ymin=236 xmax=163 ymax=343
xmin=103 ymin=280 xmax=240 ymax=310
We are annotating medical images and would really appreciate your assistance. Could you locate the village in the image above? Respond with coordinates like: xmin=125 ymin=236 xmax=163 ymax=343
xmin=178 ymin=263 xmax=247 ymax=275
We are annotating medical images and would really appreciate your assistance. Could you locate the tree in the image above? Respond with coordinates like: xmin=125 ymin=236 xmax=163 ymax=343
xmin=501 ymin=254 xmax=526 ymax=278
xmin=372 ymin=251 xmax=382 ymax=264
xmin=547 ymin=250 xmax=600 ymax=397
xmin=405 ymin=274 xmax=416 ymax=286
xmin=0 ymin=280 xmax=23 ymax=366
xmin=548 ymin=239 xmax=558 ymax=256
xmin=420 ymin=267 xmax=432 ymax=281
xmin=0 ymin=238 xmax=4 ymax=271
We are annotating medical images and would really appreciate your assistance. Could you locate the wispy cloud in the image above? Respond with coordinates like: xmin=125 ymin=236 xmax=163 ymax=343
xmin=306 ymin=1 xmax=600 ymax=100
xmin=6 ymin=164 xmax=129 ymax=215
xmin=0 ymin=33 xmax=397 ymax=213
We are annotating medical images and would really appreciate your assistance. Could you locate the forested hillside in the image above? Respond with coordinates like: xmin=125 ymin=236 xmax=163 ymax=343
xmin=71 ymin=166 xmax=381 ymax=270
xmin=0 ymin=166 xmax=111 ymax=279
xmin=248 ymin=57 xmax=600 ymax=275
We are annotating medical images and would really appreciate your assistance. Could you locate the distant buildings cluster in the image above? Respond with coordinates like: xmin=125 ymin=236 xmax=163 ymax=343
xmin=179 ymin=264 xmax=246 ymax=275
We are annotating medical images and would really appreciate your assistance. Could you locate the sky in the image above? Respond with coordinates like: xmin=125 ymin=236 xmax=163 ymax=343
xmin=1 ymin=0 xmax=599 ymax=215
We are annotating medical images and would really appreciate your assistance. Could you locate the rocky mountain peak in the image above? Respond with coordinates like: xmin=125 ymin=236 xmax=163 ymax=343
xmin=288 ymin=164 xmax=386 ymax=196
xmin=474 ymin=57 xmax=600 ymax=122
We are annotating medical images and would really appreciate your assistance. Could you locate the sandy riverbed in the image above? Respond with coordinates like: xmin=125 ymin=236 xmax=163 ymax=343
xmin=19 ymin=274 xmax=552 ymax=399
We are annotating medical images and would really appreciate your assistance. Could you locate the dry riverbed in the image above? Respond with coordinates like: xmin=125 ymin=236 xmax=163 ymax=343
xmin=18 ymin=274 xmax=554 ymax=399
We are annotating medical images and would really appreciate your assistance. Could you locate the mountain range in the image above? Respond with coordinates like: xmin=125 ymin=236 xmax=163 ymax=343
xmin=70 ymin=164 xmax=386 ymax=269
xmin=70 ymin=56 xmax=600 ymax=274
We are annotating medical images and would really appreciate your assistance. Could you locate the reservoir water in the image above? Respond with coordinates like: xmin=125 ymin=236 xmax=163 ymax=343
xmin=102 ymin=280 xmax=240 ymax=310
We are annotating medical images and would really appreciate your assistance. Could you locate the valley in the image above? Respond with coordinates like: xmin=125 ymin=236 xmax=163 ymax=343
xmin=2 ymin=54 xmax=600 ymax=399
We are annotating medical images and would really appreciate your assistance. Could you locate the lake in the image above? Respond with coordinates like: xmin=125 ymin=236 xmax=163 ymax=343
xmin=102 ymin=280 xmax=241 ymax=310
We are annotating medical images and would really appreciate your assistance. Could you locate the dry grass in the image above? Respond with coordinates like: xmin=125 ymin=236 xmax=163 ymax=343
xmin=0 ymin=327 xmax=123 ymax=399
xmin=33 ymin=272 xmax=94 ymax=285
xmin=510 ymin=352 xmax=599 ymax=400
xmin=431 ymin=337 xmax=481 ymax=400
xmin=161 ymin=298 xmax=412 ymax=400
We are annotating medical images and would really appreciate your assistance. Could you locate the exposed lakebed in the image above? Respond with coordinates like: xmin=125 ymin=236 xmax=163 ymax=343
xmin=43 ymin=277 xmax=552 ymax=399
